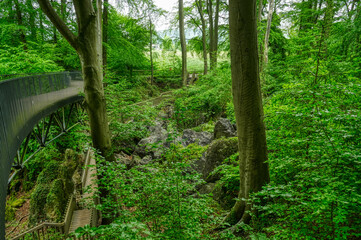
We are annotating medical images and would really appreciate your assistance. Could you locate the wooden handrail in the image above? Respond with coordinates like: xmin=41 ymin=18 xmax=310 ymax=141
xmin=10 ymin=149 xmax=97 ymax=240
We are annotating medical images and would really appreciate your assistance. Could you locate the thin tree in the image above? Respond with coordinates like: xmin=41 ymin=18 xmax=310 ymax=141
xmin=179 ymin=0 xmax=187 ymax=86
xmin=257 ymin=0 xmax=263 ymax=24
xmin=263 ymin=0 xmax=275 ymax=65
xmin=36 ymin=0 xmax=114 ymax=162
xmin=149 ymin=16 xmax=154 ymax=84
xmin=14 ymin=0 xmax=27 ymax=48
xmin=207 ymin=0 xmax=220 ymax=70
xmin=224 ymin=0 xmax=270 ymax=226
xmin=103 ymin=0 xmax=109 ymax=76
xmin=195 ymin=0 xmax=208 ymax=75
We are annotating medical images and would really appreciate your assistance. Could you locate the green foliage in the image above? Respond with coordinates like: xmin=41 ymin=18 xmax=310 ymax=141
xmin=249 ymin=76 xmax=361 ymax=239
xmin=105 ymin=79 xmax=160 ymax=153
xmin=24 ymin=146 xmax=61 ymax=183
xmin=5 ymin=197 xmax=26 ymax=222
xmin=45 ymin=179 xmax=66 ymax=222
xmin=29 ymin=150 xmax=80 ymax=224
xmin=0 ymin=45 xmax=63 ymax=75
xmin=29 ymin=184 xmax=50 ymax=224
xmin=36 ymin=160 xmax=61 ymax=185
xmin=174 ymin=69 xmax=232 ymax=129
xmin=107 ymin=10 xmax=149 ymax=74
xmin=211 ymin=153 xmax=239 ymax=194
xmin=81 ymin=143 xmax=218 ymax=239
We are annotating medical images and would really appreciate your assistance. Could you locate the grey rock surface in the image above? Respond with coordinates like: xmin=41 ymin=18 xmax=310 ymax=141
xmin=182 ymin=129 xmax=213 ymax=147
xmin=213 ymin=118 xmax=236 ymax=139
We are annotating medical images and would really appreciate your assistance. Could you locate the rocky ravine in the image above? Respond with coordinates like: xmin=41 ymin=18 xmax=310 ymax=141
xmin=119 ymin=117 xmax=239 ymax=210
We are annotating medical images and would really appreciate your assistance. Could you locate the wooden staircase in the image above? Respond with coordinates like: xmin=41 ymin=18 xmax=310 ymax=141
xmin=10 ymin=149 xmax=99 ymax=240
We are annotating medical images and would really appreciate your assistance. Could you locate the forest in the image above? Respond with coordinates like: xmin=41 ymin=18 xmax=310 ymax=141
xmin=1 ymin=0 xmax=361 ymax=239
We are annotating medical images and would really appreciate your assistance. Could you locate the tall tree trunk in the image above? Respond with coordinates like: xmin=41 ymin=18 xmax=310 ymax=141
xmin=207 ymin=0 xmax=214 ymax=70
xmin=50 ymin=0 xmax=57 ymax=43
xmin=61 ymin=0 xmax=66 ymax=20
xmin=26 ymin=0 xmax=37 ymax=41
xmin=14 ymin=0 xmax=27 ymax=48
xmin=53 ymin=27 xmax=57 ymax=43
xmin=225 ymin=0 xmax=270 ymax=226
xmin=263 ymin=0 xmax=275 ymax=66
xmin=208 ymin=0 xmax=220 ymax=70
xmin=102 ymin=0 xmax=108 ymax=76
xmin=150 ymin=17 xmax=154 ymax=84
xmin=213 ymin=0 xmax=219 ymax=69
xmin=324 ymin=0 xmax=334 ymax=41
xmin=39 ymin=10 xmax=45 ymax=42
xmin=37 ymin=0 xmax=114 ymax=162
xmin=179 ymin=0 xmax=187 ymax=86
xmin=195 ymin=0 xmax=208 ymax=75
xmin=39 ymin=11 xmax=45 ymax=42
xmin=257 ymin=0 xmax=263 ymax=23
xmin=299 ymin=0 xmax=314 ymax=33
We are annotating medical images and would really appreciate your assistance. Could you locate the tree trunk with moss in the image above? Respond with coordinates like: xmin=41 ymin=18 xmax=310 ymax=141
xmin=225 ymin=0 xmax=270 ymax=226
xmin=263 ymin=0 xmax=275 ymax=66
xmin=37 ymin=0 xmax=113 ymax=161
xmin=179 ymin=0 xmax=187 ymax=86
xmin=103 ymin=0 xmax=108 ymax=76
xmin=195 ymin=0 xmax=208 ymax=75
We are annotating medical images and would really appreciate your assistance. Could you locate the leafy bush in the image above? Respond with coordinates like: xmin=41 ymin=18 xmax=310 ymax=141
xmin=83 ymin=143 xmax=219 ymax=239
xmin=248 ymin=76 xmax=361 ymax=239
xmin=173 ymin=69 xmax=232 ymax=129
xmin=0 ymin=45 xmax=63 ymax=76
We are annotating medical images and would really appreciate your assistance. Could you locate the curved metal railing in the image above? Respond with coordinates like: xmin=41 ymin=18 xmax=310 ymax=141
xmin=0 ymin=72 xmax=84 ymax=240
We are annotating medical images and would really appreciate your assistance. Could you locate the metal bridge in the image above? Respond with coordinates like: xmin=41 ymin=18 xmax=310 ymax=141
xmin=0 ymin=72 xmax=84 ymax=240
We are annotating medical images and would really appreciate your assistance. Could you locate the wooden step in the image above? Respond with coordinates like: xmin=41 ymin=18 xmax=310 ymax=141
xmin=68 ymin=209 xmax=92 ymax=233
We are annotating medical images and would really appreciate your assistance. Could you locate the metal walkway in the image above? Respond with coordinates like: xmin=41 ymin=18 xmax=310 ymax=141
xmin=0 ymin=72 xmax=84 ymax=240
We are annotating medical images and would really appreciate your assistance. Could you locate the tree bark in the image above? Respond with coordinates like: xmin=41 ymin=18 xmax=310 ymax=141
xmin=225 ymin=0 xmax=270 ymax=226
xmin=207 ymin=0 xmax=214 ymax=70
xmin=257 ymin=0 xmax=263 ymax=23
xmin=39 ymin=11 xmax=45 ymax=42
xmin=14 ymin=0 xmax=27 ymax=48
xmin=208 ymin=0 xmax=220 ymax=70
xmin=50 ymin=0 xmax=57 ymax=43
xmin=299 ymin=0 xmax=314 ymax=33
xmin=213 ymin=0 xmax=219 ymax=68
xmin=150 ymin=18 xmax=154 ymax=84
xmin=179 ymin=0 xmax=187 ymax=86
xmin=37 ymin=0 xmax=114 ymax=162
xmin=102 ymin=0 xmax=108 ymax=76
xmin=26 ymin=0 xmax=37 ymax=41
xmin=263 ymin=0 xmax=274 ymax=65
xmin=61 ymin=0 xmax=66 ymax=20
xmin=195 ymin=0 xmax=208 ymax=75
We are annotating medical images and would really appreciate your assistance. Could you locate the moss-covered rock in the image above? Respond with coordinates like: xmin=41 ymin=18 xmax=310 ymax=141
xmin=29 ymin=184 xmax=50 ymax=225
xmin=29 ymin=149 xmax=81 ymax=225
xmin=45 ymin=179 xmax=66 ymax=222
xmin=59 ymin=149 xmax=78 ymax=199
xmin=194 ymin=137 xmax=238 ymax=180
xmin=36 ymin=160 xmax=60 ymax=184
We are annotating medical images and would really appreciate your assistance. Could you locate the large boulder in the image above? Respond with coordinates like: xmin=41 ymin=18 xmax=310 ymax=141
xmin=214 ymin=118 xmax=236 ymax=139
xmin=182 ymin=129 xmax=213 ymax=147
xmin=134 ymin=121 xmax=168 ymax=159
xmin=194 ymin=137 xmax=238 ymax=180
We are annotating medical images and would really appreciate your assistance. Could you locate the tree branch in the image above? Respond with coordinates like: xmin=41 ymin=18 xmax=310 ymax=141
xmin=37 ymin=0 xmax=78 ymax=49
